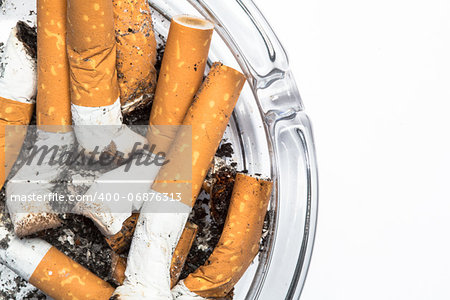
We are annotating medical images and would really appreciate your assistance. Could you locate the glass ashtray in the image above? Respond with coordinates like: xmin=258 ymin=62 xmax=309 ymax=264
xmin=0 ymin=0 xmax=318 ymax=299
xmin=148 ymin=1 xmax=318 ymax=299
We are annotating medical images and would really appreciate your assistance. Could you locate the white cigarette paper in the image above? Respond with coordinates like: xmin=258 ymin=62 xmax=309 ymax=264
xmin=0 ymin=227 xmax=51 ymax=280
xmin=67 ymin=0 xmax=147 ymax=159
xmin=0 ymin=25 xmax=36 ymax=104
xmin=71 ymin=99 xmax=148 ymax=158
xmin=112 ymin=200 xmax=190 ymax=299
xmin=172 ymin=282 xmax=205 ymax=300
xmin=72 ymin=153 xmax=162 ymax=236
xmin=7 ymin=130 xmax=75 ymax=237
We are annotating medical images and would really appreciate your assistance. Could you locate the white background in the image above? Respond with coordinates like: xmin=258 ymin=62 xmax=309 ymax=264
xmin=256 ymin=0 xmax=450 ymax=299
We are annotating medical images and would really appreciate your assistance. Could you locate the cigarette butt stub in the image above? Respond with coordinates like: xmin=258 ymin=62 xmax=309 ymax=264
xmin=36 ymin=0 xmax=72 ymax=130
xmin=0 ymin=224 xmax=114 ymax=300
xmin=67 ymin=0 xmax=119 ymax=107
xmin=182 ymin=174 xmax=273 ymax=298
xmin=0 ymin=22 xmax=37 ymax=189
xmin=29 ymin=246 xmax=115 ymax=299
xmin=111 ymin=222 xmax=198 ymax=287
xmin=113 ymin=0 xmax=157 ymax=113
xmin=153 ymin=63 xmax=246 ymax=207
xmin=0 ymin=96 xmax=34 ymax=188
xmin=170 ymin=222 xmax=198 ymax=287
xmin=147 ymin=15 xmax=214 ymax=154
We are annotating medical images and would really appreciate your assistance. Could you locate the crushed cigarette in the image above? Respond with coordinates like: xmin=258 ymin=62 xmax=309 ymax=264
xmin=110 ymin=222 xmax=198 ymax=288
xmin=67 ymin=0 xmax=147 ymax=158
xmin=0 ymin=219 xmax=114 ymax=299
xmin=6 ymin=2 xmax=75 ymax=237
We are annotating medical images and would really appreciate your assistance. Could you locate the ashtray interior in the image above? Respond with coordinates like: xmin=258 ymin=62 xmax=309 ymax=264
xmin=0 ymin=0 xmax=318 ymax=299
xmin=149 ymin=1 xmax=318 ymax=299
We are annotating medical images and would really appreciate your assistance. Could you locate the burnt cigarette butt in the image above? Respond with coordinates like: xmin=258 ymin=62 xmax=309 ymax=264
xmin=67 ymin=0 xmax=119 ymax=107
xmin=146 ymin=15 xmax=214 ymax=154
xmin=36 ymin=0 xmax=71 ymax=130
xmin=153 ymin=62 xmax=246 ymax=207
xmin=105 ymin=213 xmax=139 ymax=254
xmin=111 ymin=222 xmax=198 ymax=287
xmin=113 ymin=0 xmax=157 ymax=113
xmin=182 ymin=174 xmax=273 ymax=297
xmin=29 ymin=246 xmax=115 ymax=299
xmin=0 ymin=96 xmax=34 ymax=188
xmin=170 ymin=222 xmax=198 ymax=287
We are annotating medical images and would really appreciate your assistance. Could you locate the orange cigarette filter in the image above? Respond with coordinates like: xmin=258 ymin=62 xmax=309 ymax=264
xmin=113 ymin=0 xmax=157 ymax=110
xmin=111 ymin=222 xmax=198 ymax=287
xmin=183 ymin=174 xmax=273 ymax=297
xmin=29 ymin=246 xmax=114 ymax=300
xmin=153 ymin=62 xmax=246 ymax=207
xmin=36 ymin=0 xmax=71 ymax=130
xmin=147 ymin=15 xmax=214 ymax=154
xmin=0 ymin=97 xmax=34 ymax=188
xmin=67 ymin=0 xmax=119 ymax=107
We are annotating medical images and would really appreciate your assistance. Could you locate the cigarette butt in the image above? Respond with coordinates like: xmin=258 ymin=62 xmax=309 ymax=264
xmin=29 ymin=247 xmax=115 ymax=299
xmin=147 ymin=15 xmax=214 ymax=154
xmin=67 ymin=0 xmax=119 ymax=107
xmin=0 ymin=96 xmax=34 ymax=188
xmin=181 ymin=174 xmax=273 ymax=298
xmin=0 ymin=226 xmax=114 ymax=300
xmin=36 ymin=0 xmax=71 ymax=131
xmin=170 ymin=222 xmax=198 ymax=287
xmin=0 ymin=22 xmax=37 ymax=103
xmin=0 ymin=22 xmax=36 ymax=189
xmin=111 ymin=222 xmax=198 ymax=287
xmin=113 ymin=0 xmax=157 ymax=113
xmin=153 ymin=62 xmax=246 ymax=206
